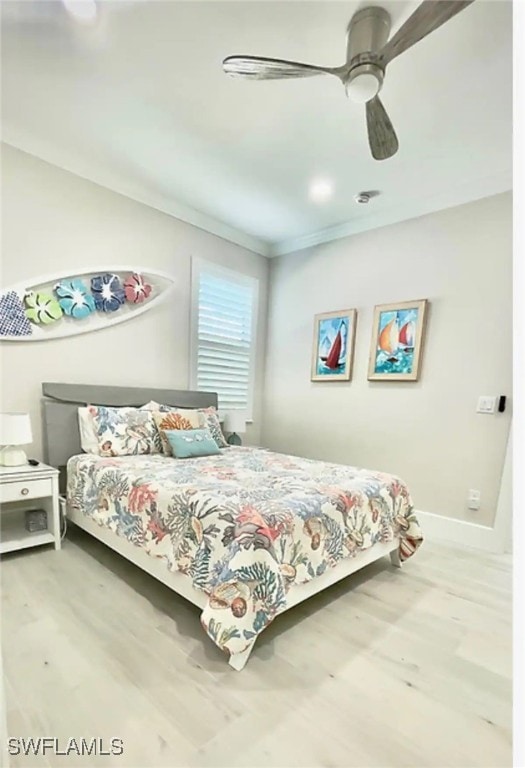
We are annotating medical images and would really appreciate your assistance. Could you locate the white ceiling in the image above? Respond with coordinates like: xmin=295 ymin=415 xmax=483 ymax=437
xmin=1 ymin=0 xmax=513 ymax=257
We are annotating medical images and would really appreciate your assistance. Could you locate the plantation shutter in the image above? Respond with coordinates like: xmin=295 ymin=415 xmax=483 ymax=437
xmin=194 ymin=265 xmax=257 ymax=414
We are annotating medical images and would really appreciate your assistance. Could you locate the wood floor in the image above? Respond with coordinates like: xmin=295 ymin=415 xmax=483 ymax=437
xmin=1 ymin=527 xmax=512 ymax=768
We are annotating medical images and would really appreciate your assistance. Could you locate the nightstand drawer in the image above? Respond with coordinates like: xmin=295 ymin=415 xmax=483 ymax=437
xmin=0 ymin=478 xmax=53 ymax=504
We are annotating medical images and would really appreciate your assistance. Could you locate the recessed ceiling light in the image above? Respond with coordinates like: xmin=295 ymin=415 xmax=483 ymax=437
xmin=309 ymin=179 xmax=334 ymax=203
xmin=62 ymin=0 xmax=97 ymax=23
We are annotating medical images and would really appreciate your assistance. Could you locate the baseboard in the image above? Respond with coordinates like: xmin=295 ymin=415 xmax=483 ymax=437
xmin=415 ymin=509 xmax=506 ymax=554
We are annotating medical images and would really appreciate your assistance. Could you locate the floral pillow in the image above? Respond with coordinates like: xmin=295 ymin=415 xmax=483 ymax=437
xmin=198 ymin=407 xmax=228 ymax=448
xmin=79 ymin=403 xmax=160 ymax=454
xmin=152 ymin=409 xmax=201 ymax=455
xmin=89 ymin=406 xmax=160 ymax=457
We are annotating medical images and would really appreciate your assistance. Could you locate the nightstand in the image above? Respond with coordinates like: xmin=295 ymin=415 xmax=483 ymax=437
xmin=0 ymin=463 xmax=61 ymax=555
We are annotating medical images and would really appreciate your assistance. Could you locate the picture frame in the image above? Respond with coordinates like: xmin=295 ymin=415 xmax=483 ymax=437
xmin=311 ymin=309 xmax=357 ymax=382
xmin=368 ymin=299 xmax=428 ymax=381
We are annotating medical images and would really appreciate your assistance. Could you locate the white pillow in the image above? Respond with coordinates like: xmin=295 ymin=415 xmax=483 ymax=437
xmin=78 ymin=402 xmax=162 ymax=454
xmin=78 ymin=407 xmax=99 ymax=454
xmin=140 ymin=400 xmax=163 ymax=411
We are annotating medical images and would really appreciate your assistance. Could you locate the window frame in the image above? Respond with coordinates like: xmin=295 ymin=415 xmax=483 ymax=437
xmin=190 ymin=257 xmax=259 ymax=422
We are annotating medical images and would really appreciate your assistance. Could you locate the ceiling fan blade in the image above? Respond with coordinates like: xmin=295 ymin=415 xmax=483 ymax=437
xmin=223 ymin=55 xmax=339 ymax=80
xmin=366 ymin=96 xmax=399 ymax=161
xmin=379 ymin=1 xmax=475 ymax=64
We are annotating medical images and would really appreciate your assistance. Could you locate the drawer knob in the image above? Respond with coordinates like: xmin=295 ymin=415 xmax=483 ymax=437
xmin=20 ymin=488 xmax=29 ymax=496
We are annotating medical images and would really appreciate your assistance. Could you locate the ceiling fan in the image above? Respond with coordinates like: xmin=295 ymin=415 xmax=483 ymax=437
xmin=222 ymin=1 xmax=474 ymax=161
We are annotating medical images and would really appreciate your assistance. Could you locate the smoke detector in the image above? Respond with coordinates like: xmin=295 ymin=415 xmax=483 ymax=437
xmin=354 ymin=190 xmax=380 ymax=204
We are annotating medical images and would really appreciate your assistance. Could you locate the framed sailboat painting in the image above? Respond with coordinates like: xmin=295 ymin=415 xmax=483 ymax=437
xmin=368 ymin=299 xmax=428 ymax=381
xmin=311 ymin=309 xmax=357 ymax=382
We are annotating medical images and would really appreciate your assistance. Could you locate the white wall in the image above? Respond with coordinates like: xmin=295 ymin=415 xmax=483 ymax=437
xmin=0 ymin=144 xmax=269 ymax=456
xmin=263 ymin=193 xmax=512 ymax=527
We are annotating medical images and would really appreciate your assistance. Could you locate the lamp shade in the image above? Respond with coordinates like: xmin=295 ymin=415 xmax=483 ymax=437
xmin=222 ymin=411 xmax=246 ymax=434
xmin=0 ymin=413 xmax=33 ymax=446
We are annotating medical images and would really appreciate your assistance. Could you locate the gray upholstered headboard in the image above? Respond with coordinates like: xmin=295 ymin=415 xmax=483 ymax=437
xmin=41 ymin=382 xmax=218 ymax=490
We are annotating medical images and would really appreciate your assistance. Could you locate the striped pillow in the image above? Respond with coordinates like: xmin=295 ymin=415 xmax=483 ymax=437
xmin=198 ymin=407 xmax=228 ymax=448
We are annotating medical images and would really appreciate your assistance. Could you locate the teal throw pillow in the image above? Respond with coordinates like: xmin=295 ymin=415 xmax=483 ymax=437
xmin=164 ymin=428 xmax=221 ymax=459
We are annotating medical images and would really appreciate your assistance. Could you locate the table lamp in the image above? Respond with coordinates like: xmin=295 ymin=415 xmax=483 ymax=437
xmin=223 ymin=412 xmax=246 ymax=446
xmin=0 ymin=412 xmax=33 ymax=466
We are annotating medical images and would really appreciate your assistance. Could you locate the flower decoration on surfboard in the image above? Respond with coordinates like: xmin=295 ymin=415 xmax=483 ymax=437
xmin=24 ymin=291 xmax=63 ymax=325
xmin=124 ymin=272 xmax=152 ymax=304
xmin=0 ymin=291 xmax=32 ymax=337
xmin=0 ymin=267 xmax=174 ymax=341
xmin=55 ymin=278 xmax=96 ymax=319
xmin=90 ymin=273 xmax=126 ymax=313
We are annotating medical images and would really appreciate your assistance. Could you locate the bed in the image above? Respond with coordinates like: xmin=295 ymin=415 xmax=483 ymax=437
xmin=42 ymin=382 xmax=423 ymax=671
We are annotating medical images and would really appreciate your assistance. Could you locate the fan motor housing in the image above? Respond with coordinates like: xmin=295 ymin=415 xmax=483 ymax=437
xmin=346 ymin=6 xmax=391 ymax=64
xmin=344 ymin=7 xmax=390 ymax=102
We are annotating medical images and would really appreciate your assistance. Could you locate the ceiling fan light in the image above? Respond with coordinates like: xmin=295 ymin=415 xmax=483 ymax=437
xmin=345 ymin=73 xmax=379 ymax=104
xmin=344 ymin=64 xmax=383 ymax=104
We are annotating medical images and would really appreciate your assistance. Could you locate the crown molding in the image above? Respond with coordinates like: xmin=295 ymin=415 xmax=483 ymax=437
xmin=270 ymin=171 xmax=513 ymax=257
xmin=1 ymin=132 xmax=272 ymax=258
xmin=3 ymin=129 xmax=511 ymax=261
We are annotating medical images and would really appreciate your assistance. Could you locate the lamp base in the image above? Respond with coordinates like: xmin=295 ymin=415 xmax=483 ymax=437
xmin=227 ymin=432 xmax=242 ymax=446
xmin=0 ymin=446 xmax=28 ymax=467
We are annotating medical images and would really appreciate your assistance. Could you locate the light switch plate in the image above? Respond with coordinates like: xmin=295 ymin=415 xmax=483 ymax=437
xmin=477 ymin=396 xmax=496 ymax=414
xmin=468 ymin=489 xmax=481 ymax=510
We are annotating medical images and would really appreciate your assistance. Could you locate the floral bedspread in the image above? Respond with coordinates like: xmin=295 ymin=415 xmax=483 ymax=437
xmin=67 ymin=447 xmax=423 ymax=657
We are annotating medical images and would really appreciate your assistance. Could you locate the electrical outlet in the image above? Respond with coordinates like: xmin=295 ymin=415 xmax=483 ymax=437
xmin=477 ymin=396 xmax=496 ymax=414
xmin=467 ymin=489 xmax=481 ymax=510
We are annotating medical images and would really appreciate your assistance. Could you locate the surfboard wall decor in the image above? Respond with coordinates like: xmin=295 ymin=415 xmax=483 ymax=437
xmin=0 ymin=267 xmax=176 ymax=342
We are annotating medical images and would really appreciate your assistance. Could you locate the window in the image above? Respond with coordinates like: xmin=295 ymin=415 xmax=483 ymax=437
xmin=190 ymin=259 xmax=258 ymax=420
